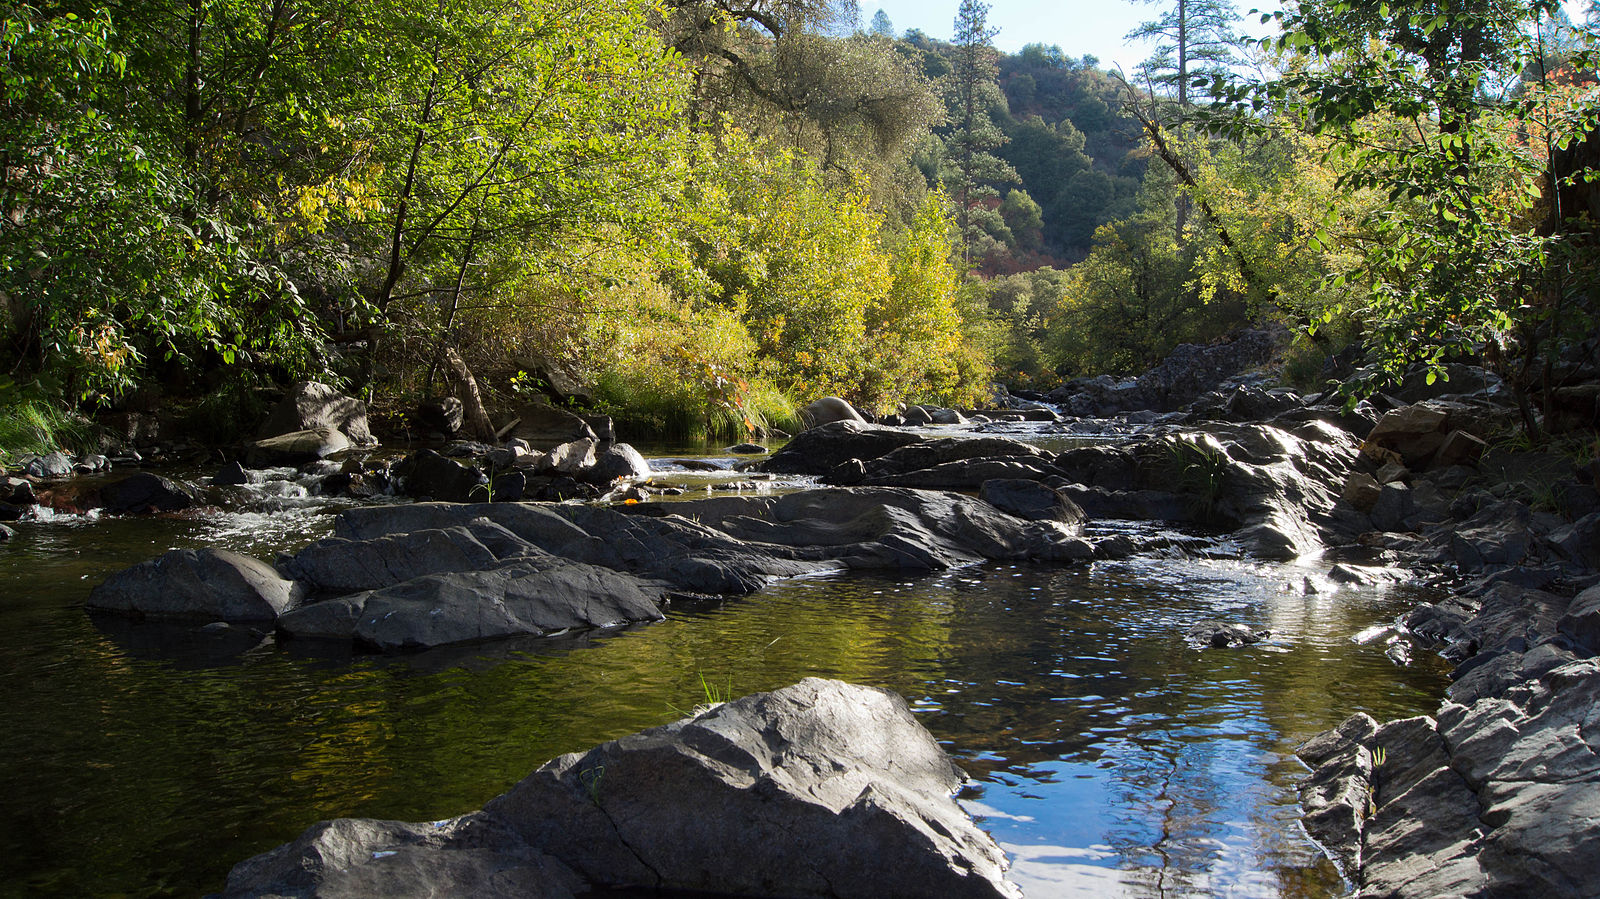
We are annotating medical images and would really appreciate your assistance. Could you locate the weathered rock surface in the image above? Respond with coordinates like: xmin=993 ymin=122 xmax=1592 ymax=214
xmin=219 ymin=679 xmax=1020 ymax=899
xmin=246 ymin=427 xmax=351 ymax=467
xmin=1185 ymin=620 xmax=1269 ymax=649
xmin=259 ymin=381 xmax=374 ymax=447
xmin=24 ymin=451 xmax=74 ymax=479
xmin=87 ymin=548 xmax=305 ymax=622
xmin=98 ymin=472 xmax=200 ymax=515
xmin=759 ymin=420 xmax=923 ymax=475
xmin=800 ymin=395 xmax=867 ymax=428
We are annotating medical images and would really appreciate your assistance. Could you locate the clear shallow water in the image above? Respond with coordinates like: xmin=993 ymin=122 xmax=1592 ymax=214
xmin=0 ymin=488 xmax=1449 ymax=898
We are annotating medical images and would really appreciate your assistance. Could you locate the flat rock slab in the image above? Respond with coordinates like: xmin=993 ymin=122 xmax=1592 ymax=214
xmin=219 ymin=680 xmax=1020 ymax=899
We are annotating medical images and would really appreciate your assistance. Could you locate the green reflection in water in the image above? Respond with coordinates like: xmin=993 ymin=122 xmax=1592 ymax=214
xmin=0 ymin=511 xmax=1448 ymax=899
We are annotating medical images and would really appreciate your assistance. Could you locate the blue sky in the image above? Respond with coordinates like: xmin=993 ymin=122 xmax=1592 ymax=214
xmin=860 ymin=1 xmax=1241 ymax=73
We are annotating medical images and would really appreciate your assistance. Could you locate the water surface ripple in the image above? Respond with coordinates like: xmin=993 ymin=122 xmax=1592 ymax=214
xmin=0 ymin=502 xmax=1448 ymax=898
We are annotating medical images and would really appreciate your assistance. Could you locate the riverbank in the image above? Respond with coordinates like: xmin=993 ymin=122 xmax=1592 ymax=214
xmin=4 ymin=352 xmax=1597 ymax=896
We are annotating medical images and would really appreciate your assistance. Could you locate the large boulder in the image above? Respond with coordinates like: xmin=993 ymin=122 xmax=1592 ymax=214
xmin=582 ymin=443 xmax=650 ymax=484
xmin=98 ymin=472 xmax=199 ymax=515
xmin=415 ymin=396 xmax=465 ymax=436
xmin=758 ymin=421 xmax=922 ymax=475
xmin=24 ymin=451 xmax=74 ymax=479
xmin=277 ymin=561 xmax=665 ymax=651
xmin=506 ymin=403 xmax=596 ymax=451
xmin=1367 ymin=404 xmax=1451 ymax=467
xmin=220 ymin=680 xmax=1019 ymax=899
xmin=246 ymin=427 xmax=351 ymax=467
xmin=276 ymin=523 xmax=528 ymax=595
xmin=87 ymin=548 xmax=305 ymax=622
xmin=482 ymin=678 xmax=1019 ymax=898
xmin=393 ymin=449 xmax=488 ymax=502
xmin=259 ymin=381 xmax=374 ymax=447
xmin=217 ymin=817 xmax=583 ymax=899
xmin=800 ymin=396 xmax=867 ymax=428
xmin=978 ymin=479 xmax=1086 ymax=528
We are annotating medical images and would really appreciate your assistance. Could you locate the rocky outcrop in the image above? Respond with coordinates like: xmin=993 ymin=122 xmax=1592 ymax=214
xmin=759 ymin=420 xmax=923 ymax=475
xmin=217 ymin=679 xmax=1020 ymax=899
xmin=91 ymin=485 xmax=1094 ymax=652
xmin=259 ymin=381 xmax=375 ymax=447
xmin=1046 ymin=328 xmax=1282 ymax=414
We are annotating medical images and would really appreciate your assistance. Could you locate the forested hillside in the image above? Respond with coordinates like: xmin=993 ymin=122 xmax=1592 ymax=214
xmin=3 ymin=0 xmax=1598 ymax=452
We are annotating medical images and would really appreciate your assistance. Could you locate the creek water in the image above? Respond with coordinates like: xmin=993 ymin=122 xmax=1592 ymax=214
xmin=0 ymin=452 xmax=1451 ymax=898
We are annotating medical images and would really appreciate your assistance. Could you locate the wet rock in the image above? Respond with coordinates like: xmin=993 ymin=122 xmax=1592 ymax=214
xmin=277 ymin=524 xmax=526 ymax=595
xmin=864 ymin=457 xmax=1067 ymax=491
xmin=826 ymin=458 xmax=867 ymax=486
xmin=99 ymin=472 xmax=200 ymax=515
xmin=1185 ymin=620 xmax=1269 ymax=649
xmin=759 ymin=421 xmax=922 ymax=476
xmin=728 ymin=442 xmax=767 ymax=455
xmin=246 ymin=427 xmax=351 ymax=467
xmin=260 ymin=381 xmax=375 ymax=447
xmin=902 ymin=405 xmax=933 ymax=426
xmin=393 ymin=449 xmax=487 ymax=503
xmin=24 ymin=451 xmax=73 ymax=479
xmin=87 ymin=548 xmax=305 ymax=622
xmin=5 ymin=476 xmax=36 ymax=506
xmin=74 ymin=454 xmax=110 ymax=474
xmin=800 ymin=396 xmax=866 ymax=428
xmin=0 ymin=523 xmax=13 ymax=541
xmin=319 ymin=471 xmax=380 ymax=499
xmin=482 ymin=679 xmax=1019 ymax=899
xmin=212 ymin=461 xmax=262 ymax=487
xmin=978 ymin=479 xmax=1086 ymax=529
xmin=862 ymin=436 xmax=1047 ymax=480
xmin=278 ymin=561 xmax=665 ymax=651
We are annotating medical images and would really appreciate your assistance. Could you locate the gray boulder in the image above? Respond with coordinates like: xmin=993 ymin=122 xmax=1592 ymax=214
xmin=759 ymin=421 xmax=922 ymax=475
xmin=24 ymin=451 xmax=73 ymax=479
xmin=0 ymin=523 xmax=13 ymax=541
xmin=582 ymin=443 xmax=650 ymax=484
xmin=260 ymin=381 xmax=374 ymax=447
xmin=217 ymin=817 xmax=583 ymax=899
xmin=393 ymin=449 xmax=487 ymax=503
xmin=87 ymin=548 xmax=305 ymax=622
xmin=800 ymin=396 xmax=867 ymax=428
xmin=246 ymin=427 xmax=351 ymax=467
xmin=506 ymin=403 xmax=597 ymax=451
xmin=277 ymin=561 xmax=665 ymax=651
xmin=98 ymin=472 xmax=199 ymax=515
xmin=277 ymin=523 xmax=529 ymax=595
xmin=1557 ymin=585 xmax=1600 ymax=655
xmin=481 ymin=679 xmax=1020 ymax=898
xmin=979 ymin=479 xmax=1087 ymax=528
xmin=220 ymin=680 xmax=1019 ymax=899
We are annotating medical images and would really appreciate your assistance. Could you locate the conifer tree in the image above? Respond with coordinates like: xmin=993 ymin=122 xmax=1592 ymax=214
xmin=943 ymin=0 xmax=1019 ymax=258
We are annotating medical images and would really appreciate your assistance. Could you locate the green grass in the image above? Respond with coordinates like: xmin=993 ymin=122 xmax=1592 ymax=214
xmin=0 ymin=395 xmax=97 ymax=464
xmin=594 ymin=371 xmax=800 ymax=444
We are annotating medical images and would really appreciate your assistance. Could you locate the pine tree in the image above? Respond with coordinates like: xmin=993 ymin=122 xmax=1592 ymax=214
xmin=869 ymin=9 xmax=895 ymax=38
xmin=944 ymin=0 xmax=1019 ymax=258
xmin=1128 ymin=0 xmax=1245 ymax=106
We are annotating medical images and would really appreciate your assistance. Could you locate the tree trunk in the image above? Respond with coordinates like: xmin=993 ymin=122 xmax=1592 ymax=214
xmin=442 ymin=345 xmax=495 ymax=441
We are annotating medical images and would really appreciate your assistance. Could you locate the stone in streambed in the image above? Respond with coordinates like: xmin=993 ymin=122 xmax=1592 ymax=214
xmin=98 ymin=472 xmax=200 ymax=515
xmin=219 ymin=679 xmax=1019 ymax=899
xmin=87 ymin=548 xmax=305 ymax=622
xmin=480 ymin=678 xmax=1020 ymax=898
xmin=979 ymin=478 xmax=1086 ymax=529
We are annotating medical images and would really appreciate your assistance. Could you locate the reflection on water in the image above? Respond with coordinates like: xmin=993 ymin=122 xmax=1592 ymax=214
xmin=0 ymin=502 xmax=1448 ymax=898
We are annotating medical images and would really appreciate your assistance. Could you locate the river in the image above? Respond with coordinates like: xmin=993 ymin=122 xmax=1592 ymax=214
xmin=0 ymin=444 xmax=1450 ymax=897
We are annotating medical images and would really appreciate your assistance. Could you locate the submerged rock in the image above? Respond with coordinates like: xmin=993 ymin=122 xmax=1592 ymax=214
xmin=1185 ymin=620 xmax=1269 ymax=649
xmin=219 ymin=679 xmax=1020 ymax=899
